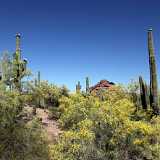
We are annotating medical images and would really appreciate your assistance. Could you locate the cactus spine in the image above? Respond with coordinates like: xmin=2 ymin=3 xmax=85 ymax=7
xmin=139 ymin=76 xmax=148 ymax=110
xmin=148 ymin=29 xmax=159 ymax=115
xmin=86 ymin=77 xmax=90 ymax=94
xmin=76 ymin=81 xmax=81 ymax=93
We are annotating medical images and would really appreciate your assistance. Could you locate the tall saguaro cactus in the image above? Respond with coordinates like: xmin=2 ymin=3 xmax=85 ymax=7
xmin=148 ymin=29 xmax=159 ymax=115
xmin=37 ymin=71 xmax=41 ymax=107
xmin=76 ymin=81 xmax=81 ymax=93
xmin=33 ymin=71 xmax=41 ymax=114
xmin=139 ymin=76 xmax=148 ymax=110
xmin=38 ymin=71 xmax=41 ymax=86
xmin=13 ymin=33 xmax=27 ymax=91
xmin=86 ymin=77 xmax=90 ymax=94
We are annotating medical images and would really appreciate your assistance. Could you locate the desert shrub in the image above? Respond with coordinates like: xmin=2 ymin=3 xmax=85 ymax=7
xmin=50 ymin=86 xmax=160 ymax=160
xmin=50 ymin=119 xmax=105 ymax=160
xmin=26 ymin=81 xmax=69 ymax=108
xmin=94 ymin=98 xmax=160 ymax=160
xmin=58 ymin=94 xmax=100 ymax=129
xmin=0 ymin=90 xmax=50 ymax=160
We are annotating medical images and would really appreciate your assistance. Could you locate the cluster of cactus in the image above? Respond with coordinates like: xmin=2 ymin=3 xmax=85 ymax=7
xmin=75 ymin=77 xmax=90 ymax=94
xmin=139 ymin=29 xmax=159 ymax=115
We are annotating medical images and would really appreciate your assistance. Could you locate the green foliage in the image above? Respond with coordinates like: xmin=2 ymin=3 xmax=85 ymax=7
xmin=0 ymin=34 xmax=31 ymax=92
xmin=60 ymin=85 xmax=70 ymax=97
xmin=50 ymin=119 xmax=99 ymax=160
xmin=1 ymin=30 xmax=160 ymax=160
xmin=0 ymin=51 xmax=13 ymax=89
xmin=58 ymin=94 xmax=100 ymax=129
xmin=51 ymin=86 xmax=160 ymax=160
xmin=28 ymin=81 xmax=69 ymax=109
xmin=12 ymin=52 xmax=29 ymax=91
xmin=0 ymin=90 xmax=50 ymax=160
xmin=126 ymin=80 xmax=140 ymax=109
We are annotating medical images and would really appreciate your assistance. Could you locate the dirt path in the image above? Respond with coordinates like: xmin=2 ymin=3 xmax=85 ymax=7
xmin=24 ymin=106 xmax=62 ymax=143
xmin=36 ymin=108 xmax=62 ymax=142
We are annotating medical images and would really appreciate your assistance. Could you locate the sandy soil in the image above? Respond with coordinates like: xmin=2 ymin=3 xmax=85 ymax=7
xmin=24 ymin=106 xmax=62 ymax=143
xmin=36 ymin=108 xmax=62 ymax=142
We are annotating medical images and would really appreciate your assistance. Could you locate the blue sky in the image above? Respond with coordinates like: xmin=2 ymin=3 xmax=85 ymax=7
xmin=0 ymin=0 xmax=160 ymax=90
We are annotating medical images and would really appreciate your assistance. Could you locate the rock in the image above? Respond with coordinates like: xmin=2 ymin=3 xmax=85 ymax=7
xmin=90 ymin=79 xmax=114 ymax=93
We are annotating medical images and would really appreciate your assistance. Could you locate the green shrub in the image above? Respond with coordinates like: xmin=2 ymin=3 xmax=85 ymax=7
xmin=51 ymin=86 xmax=160 ymax=160
xmin=0 ymin=90 xmax=50 ymax=160
xmin=28 ymin=81 xmax=69 ymax=108
xmin=58 ymin=94 xmax=100 ymax=129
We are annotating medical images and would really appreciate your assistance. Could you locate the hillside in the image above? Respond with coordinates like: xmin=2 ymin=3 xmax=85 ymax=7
xmin=0 ymin=18 xmax=160 ymax=160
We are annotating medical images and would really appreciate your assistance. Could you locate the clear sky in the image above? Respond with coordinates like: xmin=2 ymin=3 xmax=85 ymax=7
xmin=0 ymin=0 xmax=160 ymax=91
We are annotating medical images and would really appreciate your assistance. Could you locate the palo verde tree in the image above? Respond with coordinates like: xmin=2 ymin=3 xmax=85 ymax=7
xmin=0 ymin=51 xmax=12 ymax=90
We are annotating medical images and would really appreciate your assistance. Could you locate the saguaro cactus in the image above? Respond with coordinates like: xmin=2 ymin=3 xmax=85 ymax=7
xmin=38 ymin=71 xmax=41 ymax=86
xmin=76 ymin=81 xmax=81 ymax=93
xmin=86 ymin=77 xmax=90 ymax=94
xmin=139 ymin=76 xmax=148 ymax=110
xmin=13 ymin=33 xmax=27 ymax=91
xmin=33 ymin=71 xmax=41 ymax=114
xmin=148 ymin=29 xmax=159 ymax=114
xmin=37 ymin=71 xmax=41 ymax=107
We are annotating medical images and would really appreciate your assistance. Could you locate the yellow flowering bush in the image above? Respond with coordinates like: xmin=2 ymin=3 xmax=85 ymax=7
xmin=58 ymin=94 xmax=100 ymax=129
xmin=50 ymin=86 xmax=160 ymax=160
xmin=50 ymin=120 xmax=96 ymax=160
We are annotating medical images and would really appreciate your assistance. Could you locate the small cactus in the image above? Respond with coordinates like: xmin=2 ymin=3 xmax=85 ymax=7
xmin=37 ymin=71 xmax=41 ymax=107
xmin=76 ymin=81 xmax=81 ymax=93
xmin=139 ymin=76 xmax=148 ymax=110
xmin=38 ymin=71 xmax=41 ymax=86
xmin=86 ymin=77 xmax=90 ymax=94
